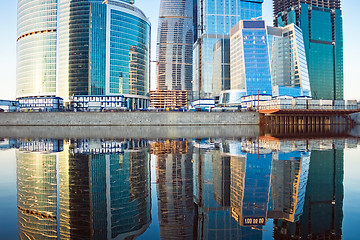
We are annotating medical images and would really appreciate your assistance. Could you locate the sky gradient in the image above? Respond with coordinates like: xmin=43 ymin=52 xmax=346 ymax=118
xmin=0 ymin=0 xmax=358 ymax=100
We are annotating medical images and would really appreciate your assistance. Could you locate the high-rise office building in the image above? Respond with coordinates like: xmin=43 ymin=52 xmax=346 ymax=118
xmin=157 ymin=0 xmax=194 ymax=94
xmin=268 ymin=24 xmax=311 ymax=97
xmin=58 ymin=0 xmax=150 ymax=103
xmin=17 ymin=0 xmax=150 ymax=107
xmin=193 ymin=0 xmax=263 ymax=99
xmin=212 ymin=39 xmax=231 ymax=96
xmin=273 ymin=0 xmax=343 ymax=100
xmin=230 ymin=20 xmax=273 ymax=96
xmin=16 ymin=0 xmax=57 ymax=98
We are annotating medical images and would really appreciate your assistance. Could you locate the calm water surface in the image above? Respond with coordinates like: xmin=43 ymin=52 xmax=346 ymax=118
xmin=0 ymin=127 xmax=359 ymax=240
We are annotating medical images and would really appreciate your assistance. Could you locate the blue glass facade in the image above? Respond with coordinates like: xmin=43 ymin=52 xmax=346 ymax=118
xmin=89 ymin=3 xmax=107 ymax=95
xmin=273 ymin=86 xmax=302 ymax=98
xmin=109 ymin=8 xmax=150 ymax=96
xmin=273 ymin=1 xmax=343 ymax=100
xmin=268 ymin=24 xmax=311 ymax=97
xmin=110 ymin=150 xmax=151 ymax=238
xmin=192 ymin=141 xmax=264 ymax=239
xmin=193 ymin=0 xmax=263 ymax=99
xmin=56 ymin=0 xmax=150 ymax=102
xmin=230 ymin=20 xmax=272 ymax=96
xmin=16 ymin=0 xmax=57 ymax=98
xmin=239 ymin=153 xmax=272 ymax=226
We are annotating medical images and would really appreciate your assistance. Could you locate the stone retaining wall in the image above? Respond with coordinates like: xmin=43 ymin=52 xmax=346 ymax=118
xmin=0 ymin=112 xmax=260 ymax=126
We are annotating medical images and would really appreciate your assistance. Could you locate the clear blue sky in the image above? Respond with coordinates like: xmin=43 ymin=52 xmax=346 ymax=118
xmin=0 ymin=0 xmax=358 ymax=100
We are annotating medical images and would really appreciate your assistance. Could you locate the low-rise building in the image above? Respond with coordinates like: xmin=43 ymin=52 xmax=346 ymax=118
xmin=0 ymin=100 xmax=19 ymax=112
xmin=71 ymin=95 xmax=125 ymax=112
xmin=18 ymin=96 xmax=63 ymax=112
xmin=150 ymin=90 xmax=187 ymax=109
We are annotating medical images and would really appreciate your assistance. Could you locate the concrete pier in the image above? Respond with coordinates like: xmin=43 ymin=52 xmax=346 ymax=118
xmin=264 ymin=110 xmax=356 ymax=128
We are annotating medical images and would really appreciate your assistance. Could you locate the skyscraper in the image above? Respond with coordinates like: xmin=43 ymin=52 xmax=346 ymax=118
xmin=17 ymin=0 xmax=150 ymax=106
xmin=230 ymin=20 xmax=273 ymax=96
xmin=268 ymin=24 xmax=311 ymax=97
xmin=58 ymin=0 xmax=150 ymax=103
xmin=16 ymin=0 xmax=57 ymax=98
xmin=193 ymin=0 xmax=264 ymax=99
xmin=157 ymin=0 xmax=194 ymax=93
xmin=273 ymin=0 xmax=343 ymax=100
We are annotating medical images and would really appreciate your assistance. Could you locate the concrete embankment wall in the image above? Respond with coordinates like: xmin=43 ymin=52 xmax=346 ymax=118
xmin=0 ymin=112 xmax=260 ymax=126
xmin=0 ymin=125 xmax=260 ymax=139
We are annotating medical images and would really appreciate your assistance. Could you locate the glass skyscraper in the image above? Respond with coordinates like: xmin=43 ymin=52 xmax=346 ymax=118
xmin=157 ymin=0 xmax=194 ymax=93
xmin=17 ymin=0 xmax=150 ymax=104
xmin=58 ymin=0 xmax=150 ymax=102
xmin=268 ymin=24 xmax=311 ymax=97
xmin=230 ymin=20 xmax=273 ymax=96
xmin=193 ymin=0 xmax=263 ymax=99
xmin=16 ymin=0 xmax=57 ymax=98
xmin=273 ymin=0 xmax=343 ymax=100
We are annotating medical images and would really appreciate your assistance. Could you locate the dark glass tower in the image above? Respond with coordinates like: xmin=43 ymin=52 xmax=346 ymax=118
xmin=57 ymin=0 xmax=150 ymax=102
xmin=273 ymin=0 xmax=343 ymax=100
xmin=157 ymin=0 xmax=194 ymax=92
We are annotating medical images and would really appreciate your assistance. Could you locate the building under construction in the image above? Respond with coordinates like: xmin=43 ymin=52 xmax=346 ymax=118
xmin=150 ymin=90 xmax=188 ymax=109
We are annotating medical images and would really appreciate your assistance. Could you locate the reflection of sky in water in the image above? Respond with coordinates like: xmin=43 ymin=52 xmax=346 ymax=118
xmin=0 ymin=149 xmax=18 ymax=239
xmin=0 ymin=137 xmax=359 ymax=239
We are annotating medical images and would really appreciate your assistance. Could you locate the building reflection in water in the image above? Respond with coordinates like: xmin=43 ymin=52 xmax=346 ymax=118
xmin=150 ymin=139 xmax=195 ymax=239
xmin=273 ymin=149 xmax=344 ymax=239
xmin=15 ymin=138 xmax=151 ymax=240
xmin=192 ymin=139 xmax=264 ymax=239
xmin=11 ymin=134 xmax=351 ymax=239
xmin=16 ymin=139 xmax=61 ymax=239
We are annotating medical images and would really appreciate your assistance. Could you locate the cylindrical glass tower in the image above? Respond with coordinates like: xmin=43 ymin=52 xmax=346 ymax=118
xmin=16 ymin=0 xmax=58 ymax=98
xmin=157 ymin=0 xmax=194 ymax=92
xmin=58 ymin=0 xmax=150 ymax=102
